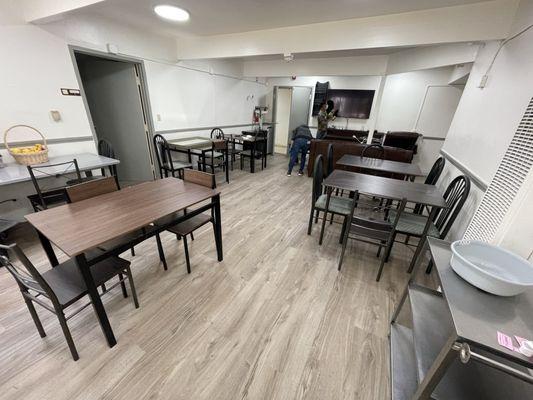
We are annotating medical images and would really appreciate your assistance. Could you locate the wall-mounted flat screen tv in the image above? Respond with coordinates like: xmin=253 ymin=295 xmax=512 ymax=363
xmin=327 ymin=89 xmax=375 ymax=119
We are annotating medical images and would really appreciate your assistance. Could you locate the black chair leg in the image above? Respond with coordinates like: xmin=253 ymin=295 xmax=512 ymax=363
xmin=130 ymin=247 xmax=135 ymax=257
xmin=118 ymin=273 xmax=128 ymax=298
xmin=338 ymin=218 xmax=351 ymax=271
xmin=307 ymin=206 xmax=315 ymax=235
xmin=57 ymin=310 xmax=79 ymax=361
xmin=425 ymin=260 xmax=434 ymax=274
xmin=124 ymin=267 xmax=139 ymax=308
xmin=385 ymin=233 xmax=396 ymax=263
xmin=155 ymin=233 xmax=168 ymax=271
xmin=190 ymin=232 xmax=194 ymax=241
xmin=314 ymin=210 xmax=319 ymax=224
xmin=182 ymin=235 xmax=191 ymax=274
xmin=339 ymin=217 xmax=347 ymax=244
xmin=24 ymin=297 xmax=46 ymax=338
xmin=375 ymin=249 xmax=387 ymax=282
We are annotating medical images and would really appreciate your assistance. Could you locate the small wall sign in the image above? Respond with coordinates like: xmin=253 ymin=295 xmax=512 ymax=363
xmin=61 ymin=88 xmax=81 ymax=96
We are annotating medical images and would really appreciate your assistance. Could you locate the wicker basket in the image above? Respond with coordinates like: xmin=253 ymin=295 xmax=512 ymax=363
xmin=4 ymin=125 xmax=49 ymax=165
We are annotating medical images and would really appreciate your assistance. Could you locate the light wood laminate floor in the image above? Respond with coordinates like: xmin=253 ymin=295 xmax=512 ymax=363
xmin=0 ymin=155 xmax=432 ymax=400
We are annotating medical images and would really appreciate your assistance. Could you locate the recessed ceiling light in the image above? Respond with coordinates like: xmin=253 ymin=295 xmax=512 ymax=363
xmin=154 ymin=5 xmax=190 ymax=22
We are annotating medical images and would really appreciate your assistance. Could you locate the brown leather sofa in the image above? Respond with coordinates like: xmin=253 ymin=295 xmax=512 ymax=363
xmin=307 ymin=139 xmax=414 ymax=177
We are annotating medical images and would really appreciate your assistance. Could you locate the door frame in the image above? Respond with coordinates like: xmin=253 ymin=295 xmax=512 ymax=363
xmin=69 ymin=45 xmax=157 ymax=179
xmin=272 ymin=85 xmax=313 ymax=154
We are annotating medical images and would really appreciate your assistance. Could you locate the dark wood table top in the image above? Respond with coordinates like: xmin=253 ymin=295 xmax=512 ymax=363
xmin=168 ymin=136 xmax=213 ymax=150
xmin=336 ymin=154 xmax=424 ymax=177
xmin=25 ymin=178 xmax=219 ymax=257
xmin=323 ymin=170 xmax=447 ymax=208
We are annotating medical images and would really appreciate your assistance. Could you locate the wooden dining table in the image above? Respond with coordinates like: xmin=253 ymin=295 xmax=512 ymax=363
xmin=322 ymin=170 xmax=447 ymax=271
xmin=25 ymin=177 xmax=222 ymax=347
xmin=336 ymin=154 xmax=424 ymax=179
xmin=167 ymin=136 xmax=230 ymax=182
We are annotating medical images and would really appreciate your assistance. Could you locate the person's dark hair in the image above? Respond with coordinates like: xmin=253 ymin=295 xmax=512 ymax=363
xmin=326 ymin=100 xmax=334 ymax=113
xmin=319 ymin=102 xmax=326 ymax=109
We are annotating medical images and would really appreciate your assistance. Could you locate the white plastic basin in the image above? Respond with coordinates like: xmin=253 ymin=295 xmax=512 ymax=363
xmin=450 ymin=240 xmax=533 ymax=297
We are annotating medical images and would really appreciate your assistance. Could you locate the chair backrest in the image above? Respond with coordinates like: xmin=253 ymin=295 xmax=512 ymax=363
xmin=0 ymin=243 xmax=59 ymax=305
xmin=212 ymin=139 xmax=228 ymax=151
xmin=66 ymin=176 xmax=118 ymax=203
xmin=312 ymin=154 xmax=324 ymax=204
xmin=326 ymin=143 xmax=334 ymax=176
xmin=153 ymin=134 xmax=171 ymax=172
xmin=434 ymin=175 xmax=471 ymax=238
xmin=211 ymin=128 xmax=224 ymax=139
xmin=97 ymin=139 xmax=118 ymax=175
xmin=183 ymin=169 xmax=216 ymax=189
xmin=27 ymin=159 xmax=83 ymax=210
xmin=361 ymin=144 xmax=385 ymax=160
xmin=425 ymin=157 xmax=445 ymax=185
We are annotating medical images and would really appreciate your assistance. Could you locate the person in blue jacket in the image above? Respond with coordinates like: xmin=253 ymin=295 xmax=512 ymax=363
xmin=287 ymin=125 xmax=313 ymax=176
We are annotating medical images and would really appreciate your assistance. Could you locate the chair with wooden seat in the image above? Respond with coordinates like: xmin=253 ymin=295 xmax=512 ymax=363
xmin=307 ymin=155 xmax=353 ymax=244
xmin=338 ymin=193 xmax=407 ymax=281
xmin=0 ymin=242 xmax=138 ymax=361
xmin=197 ymin=139 xmax=229 ymax=183
xmin=388 ymin=175 xmax=471 ymax=271
xmin=65 ymin=177 xmax=169 ymax=270
xmin=97 ymin=139 xmax=120 ymax=188
xmin=153 ymin=134 xmax=193 ymax=179
xmin=155 ymin=169 xmax=216 ymax=274
xmin=27 ymin=159 xmax=93 ymax=211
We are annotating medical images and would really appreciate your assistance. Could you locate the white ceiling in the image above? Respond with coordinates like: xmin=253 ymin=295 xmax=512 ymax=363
xmin=80 ymin=0 xmax=487 ymax=37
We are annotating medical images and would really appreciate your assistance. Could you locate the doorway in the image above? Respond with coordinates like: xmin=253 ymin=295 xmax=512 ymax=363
xmin=273 ymin=86 xmax=312 ymax=154
xmin=72 ymin=50 xmax=155 ymax=183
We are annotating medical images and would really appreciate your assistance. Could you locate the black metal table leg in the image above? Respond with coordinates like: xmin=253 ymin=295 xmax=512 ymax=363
xmin=213 ymin=194 xmax=223 ymax=261
xmin=319 ymin=187 xmax=332 ymax=245
xmin=407 ymin=206 xmax=438 ymax=273
xmin=225 ymin=148 xmax=229 ymax=183
xmin=36 ymin=230 xmax=59 ymax=267
xmin=250 ymin=142 xmax=256 ymax=173
xmin=75 ymin=253 xmax=117 ymax=347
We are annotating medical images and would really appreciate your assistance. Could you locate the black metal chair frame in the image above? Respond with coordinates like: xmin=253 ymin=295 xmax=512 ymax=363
xmin=97 ymin=139 xmax=120 ymax=189
xmin=197 ymin=139 xmax=230 ymax=183
xmin=389 ymin=175 xmax=471 ymax=272
xmin=153 ymin=134 xmax=192 ymax=179
xmin=338 ymin=193 xmax=407 ymax=281
xmin=361 ymin=144 xmax=385 ymax=160
xmin=0 ymin=199 xmax=19 ymax=259
xmin=27 ymin=159 xmax=85 ymax=211
xmin=307 ymin=155 xmax=352 ymax=245
xmin=0 ymin=243 xmax=138 ymax=361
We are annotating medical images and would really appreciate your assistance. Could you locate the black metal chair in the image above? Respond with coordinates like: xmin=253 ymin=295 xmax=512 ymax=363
xmin=154 ymin=169 xmax=216 ymax=274
xmin=307 ymin=155 xmax=352 ymax=244
xmin=0 ymin=199 xmax=19 ymax=259
xmin=97 ymin=139 xmax=120 ymax=188
xmin=240 ymin=130 xmax=267 ymax=171
xmin=388 ymin=175 xmax=471 ymax=272
xmin=153 ymin=134 xmax=193 ymax=179
xmin=197 ymin=139 xmax=229 ymax=183
xmin=412 ymin=157 xmax=446 ymax=215
xmin=0 ymin=243 xmax=138 ymax=361
xmin=210 ymin=128 xmax=224 ymax=139
xmin=27 ymin=159 xmax=89 ymax=211
xmin=338 ymin=193 xmax=407 ymax=281
xmin=326 ymin=143 xmax=334 ymax=177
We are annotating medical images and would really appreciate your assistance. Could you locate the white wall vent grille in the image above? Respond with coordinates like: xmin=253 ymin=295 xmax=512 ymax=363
xmin=464 ymin=97 xmax=533 ymax=242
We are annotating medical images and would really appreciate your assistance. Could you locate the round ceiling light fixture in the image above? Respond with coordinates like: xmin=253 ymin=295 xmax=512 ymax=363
xmin=154 ymin=5 xmax=190 ymax=22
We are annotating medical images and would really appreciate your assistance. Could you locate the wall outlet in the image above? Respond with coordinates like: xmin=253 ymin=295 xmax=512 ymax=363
xmin=50 ymin=110 xmax=61 ymax=122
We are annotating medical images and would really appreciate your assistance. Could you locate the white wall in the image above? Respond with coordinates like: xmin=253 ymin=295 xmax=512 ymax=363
xmin=439 ymin=0 xmax=533 ymax=246
xmin=266 ymin=75 xmax=384 ymax=134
